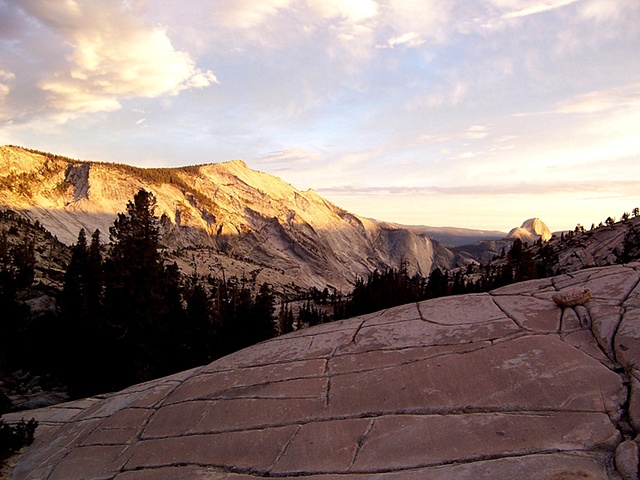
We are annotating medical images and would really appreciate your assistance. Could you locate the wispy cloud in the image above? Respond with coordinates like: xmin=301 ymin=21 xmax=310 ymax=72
xmin=307 ymin=0 xmax=378 ymax=22
xmin=318 ymin=179 xmax=640 ymax=197
xmin=556 ymin=82 xmax=640 ymax=114
xmin=464 ymin=125 xmax=488 ymax=139
xmin=0 ymin=70 xmax=14 ymax=103
xmin=500 ymin=0 xmax=581 ymax=19
xmin=212 ymin=0 xmax=294 ymax=29
xmin=256 ymin=148 xmax=321 ymax=164
xmin=385 ymin=32 xmax=425 ymax=48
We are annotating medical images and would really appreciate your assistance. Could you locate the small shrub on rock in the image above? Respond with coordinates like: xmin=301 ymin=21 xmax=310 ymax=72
xmin=0 ymin=418 xmax=37 ymax=461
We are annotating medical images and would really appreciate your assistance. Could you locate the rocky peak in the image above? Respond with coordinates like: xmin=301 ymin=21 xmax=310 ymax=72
xmin=0 ymin=145 xmax=456 ymax=291
xmin=506 ymin=217 xmax=552 ymax=243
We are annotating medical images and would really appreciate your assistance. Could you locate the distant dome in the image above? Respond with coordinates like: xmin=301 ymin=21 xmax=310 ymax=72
xmin=507 ymin=217 xmax=552 ymax=242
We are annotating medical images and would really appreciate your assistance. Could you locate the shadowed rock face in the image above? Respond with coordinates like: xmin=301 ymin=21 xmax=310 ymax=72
xmin=4 ymin=263 xmax=640 ymax=479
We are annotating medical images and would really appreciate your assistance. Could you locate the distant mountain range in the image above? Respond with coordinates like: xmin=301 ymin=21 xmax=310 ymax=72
xmin=376 ymin=221 xmax=507 ymax=247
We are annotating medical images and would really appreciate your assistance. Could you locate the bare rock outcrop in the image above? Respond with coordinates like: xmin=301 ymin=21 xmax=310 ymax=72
xmin=4 ymin=262 xmax=640 ymax=479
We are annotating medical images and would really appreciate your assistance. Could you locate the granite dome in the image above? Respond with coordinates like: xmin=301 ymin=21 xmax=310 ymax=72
xmin=507 ymin=217 xmax=552 ymax=243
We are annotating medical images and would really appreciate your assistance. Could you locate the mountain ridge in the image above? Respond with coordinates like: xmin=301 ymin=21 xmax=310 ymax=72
xmin=0 ymin=145 xmax=456 ymax=290
xmin=377 ymin=220 xmax=507 ymax=247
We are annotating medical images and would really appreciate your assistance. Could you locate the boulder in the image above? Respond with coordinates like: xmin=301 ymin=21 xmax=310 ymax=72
xmin=552 ymin=286 xmax=592 ymax=307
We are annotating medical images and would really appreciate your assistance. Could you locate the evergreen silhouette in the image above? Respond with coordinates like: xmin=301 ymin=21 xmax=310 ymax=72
xmin=0 ymin=232 xmax=34 ymax=371
xmin=101 ymin=189 xmax=184 ymax=386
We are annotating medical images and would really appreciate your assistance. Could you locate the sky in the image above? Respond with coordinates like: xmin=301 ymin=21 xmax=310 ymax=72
xmin=1 ymin=0 xmax=639 ymax=232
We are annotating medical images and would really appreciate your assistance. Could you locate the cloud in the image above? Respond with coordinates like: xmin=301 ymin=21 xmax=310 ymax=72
xmin=412 ymin=82 xmax=469 ymax=109
xmin=16 ymin=0 xmax=218 ymax=122
xmin=579 ymin=0 xmax=639 ymax=22
xmin=256 ymin=147 xmax=321 ymax=164
xmin=385 ymin=32 xmax=425 ymax=48
xmin=317 ymin=178 xmax=640 ymax=197
xmin=383 ymin=0 xmax=456 ymax=44
xmin=0 ymin=70 xmax=14 ymax=103
xmin=498 ymin=0 xmax=580 ymax=19
xmin=307 ymin=0 xmax=378 ymax=22
xmin=465 ymin=125 xmax=488 ymax=139
xmin=214 ymin=0 xmax=376 ymax=33
xmin=556 ymin=82 xmax=640 ymax=114
xmin=213 ymin=0 xmax=294 ymax=29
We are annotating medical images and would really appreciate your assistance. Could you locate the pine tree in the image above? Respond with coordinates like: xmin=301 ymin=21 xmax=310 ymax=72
xmin=278 ymin=300 xmax=294 ymax=335
xmin=425 ymin=267 xmax=449 ymax=299
xmin=251 ymin=283 xmax=277 ymax=343
xmin=102 ymin=189 xmax=182 ymax=386
xmin=60 ymin=228 xmax=105 ymax=396
xmin=86 ymin=229 xmax=104 ymax=322
xmin=182 ymin=277 xmax=218 ymax=366
xmin=61 ymin=229 xmax=89 ymax=327
xmin=0 ymin=232 xmax=28 ymax=370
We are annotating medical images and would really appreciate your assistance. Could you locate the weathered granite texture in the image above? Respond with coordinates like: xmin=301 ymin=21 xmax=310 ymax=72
xmin=4 ymin=263 xmax=640 ymax=479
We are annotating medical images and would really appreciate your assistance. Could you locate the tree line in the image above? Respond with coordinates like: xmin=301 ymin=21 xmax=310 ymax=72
xmin=327 ymin=210 xmax=640 ymax=319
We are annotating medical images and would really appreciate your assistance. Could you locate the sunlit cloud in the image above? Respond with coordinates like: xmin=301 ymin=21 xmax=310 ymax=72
xmin=385 ymin=32 xmax=425 ymax=48
xmin=15 ymin=0 xmax=218 ymax=122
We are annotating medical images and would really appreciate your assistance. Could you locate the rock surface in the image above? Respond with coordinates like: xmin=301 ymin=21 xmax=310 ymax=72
xmin=4 ymin=263 xmax=640 ymax=479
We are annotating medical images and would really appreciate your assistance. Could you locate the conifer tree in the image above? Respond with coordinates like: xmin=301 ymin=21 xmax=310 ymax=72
xmin=86 ymin=229 xmax=104 ymax=321
xmin=60 ymin=228 xmax=106 ymax=396
xmin=278 ymin=300 xmax=295 ymax=335
xmin=103 ymin=189 xmax=181 ymax=386
xmin=0 ymin=232 xmax=28 ymax=370
xmin=0 ymin=231 xmax=36 ymax=370
xmin=182 ymin=277 xmax=218 ymax=367
xmin=62 ymin=229 xmax=89 ymax=327
xmin=251 ymin=283 xmax=276 ymax=343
